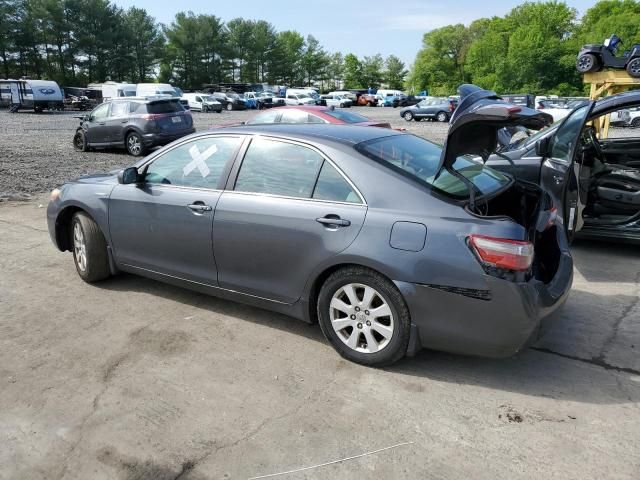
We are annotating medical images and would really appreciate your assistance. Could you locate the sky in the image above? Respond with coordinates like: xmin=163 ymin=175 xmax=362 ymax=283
xmin=112 ymin=0 xmax=597 ymax=67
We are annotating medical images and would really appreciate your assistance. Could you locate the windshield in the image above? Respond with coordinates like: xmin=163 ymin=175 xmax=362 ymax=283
xmin=122 ymin=90 xmax=136 ymax=97
xmin=297 ymin=93 xmax=310 ymax=98
xmin=324 ymin=109 xmax=369 ymax=123
xmin=356 ymin=134 xmax=511 ymax=199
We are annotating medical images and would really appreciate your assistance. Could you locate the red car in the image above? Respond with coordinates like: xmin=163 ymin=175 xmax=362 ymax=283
xmin=244 ymin=106 xmax=391 ymax=128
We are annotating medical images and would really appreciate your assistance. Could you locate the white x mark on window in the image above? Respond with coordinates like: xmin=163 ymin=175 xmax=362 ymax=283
xmin=183 ymin=143 xmax=218 ymax=178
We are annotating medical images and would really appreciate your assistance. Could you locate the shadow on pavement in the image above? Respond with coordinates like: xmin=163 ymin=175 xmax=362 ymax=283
xmin=96 ymin=272 xmax=639 ymax=405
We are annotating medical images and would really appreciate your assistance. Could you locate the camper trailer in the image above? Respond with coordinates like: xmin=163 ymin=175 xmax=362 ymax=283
xmin=0 ymin=79 xmax=64 ymax=112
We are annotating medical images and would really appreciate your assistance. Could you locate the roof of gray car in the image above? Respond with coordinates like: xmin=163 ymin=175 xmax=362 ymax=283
xmin=209 ymin=124 xmax=403 ymax=146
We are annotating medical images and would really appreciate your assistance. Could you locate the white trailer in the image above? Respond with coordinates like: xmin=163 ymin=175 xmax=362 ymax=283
xmin=0 ymin=79 xmax=64 ymax=112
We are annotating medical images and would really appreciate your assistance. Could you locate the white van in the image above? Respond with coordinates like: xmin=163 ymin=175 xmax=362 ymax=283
xmin=136 ymin=83 xmax=181 ymax=98
xmin=328 ymin=90 xmax=357 ymax=101
xmin=376 ymin=89 xmax=404 ymax=99
xmin=181 ymin=93 xmax=223 ymax=112
xmin=284 ymin=91 xmax=316 ymax=106
xmin=101 ymin=82 xmax=136 ymax=101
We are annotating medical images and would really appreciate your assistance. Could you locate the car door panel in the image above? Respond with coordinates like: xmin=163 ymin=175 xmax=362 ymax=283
xmin=85 ymin=103 xmax=110 ymax=144
xmin=600 ymin=138 xmax=640 ymax=167
xmin=105 ymin=101 xmax=129 ymax=144
xmin=109 ymin=185 xmax=221 ymax=285
xmin=213 ymin=193 xmax=367 ymax=303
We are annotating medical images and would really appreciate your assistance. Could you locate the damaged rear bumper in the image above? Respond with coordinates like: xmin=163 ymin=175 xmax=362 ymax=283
xmin=396 ymin=227 xmax=574 ymax=358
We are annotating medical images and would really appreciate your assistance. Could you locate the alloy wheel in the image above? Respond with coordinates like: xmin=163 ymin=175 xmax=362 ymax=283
xmin=73 ymin=222 xmax=87 ymax=272
xmin=329 ymin=283 xmax=394 ymax=354
xmin=437 ymin=112 xmax=448 ymax=122
xmin=127 ymin=135 xmax=141 ymax=155
xmin=577 ymin=55 xmax=593 ymax=72
xmin=628 ymin=59 xmax=640 ymax=77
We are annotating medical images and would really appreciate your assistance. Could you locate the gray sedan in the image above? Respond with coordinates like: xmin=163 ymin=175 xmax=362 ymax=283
xmin=48 ymin=88 xmax=572 ymax=366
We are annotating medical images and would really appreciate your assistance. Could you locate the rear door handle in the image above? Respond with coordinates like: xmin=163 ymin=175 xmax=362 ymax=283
xmin=316 ymin=216 xmax=351 ymax=227
xmin=187 ymin=203 xmax=212 ymax=213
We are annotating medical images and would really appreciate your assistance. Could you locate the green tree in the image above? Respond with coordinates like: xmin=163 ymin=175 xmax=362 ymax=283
xmin=123 ymin=7 xmax=163 ymax=82
xmin=343 ymin=53 xmax=362 ymax=88
xmin=360 ymin=54 xmax=384 ymax=88
xmin=301 ymin=34 xmax=326 ymax=86
xmin=384 ymin=55 xmax=407 ymax=89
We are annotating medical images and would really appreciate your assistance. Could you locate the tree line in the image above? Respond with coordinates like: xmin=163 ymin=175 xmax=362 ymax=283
xmin=0 ymin=0 xmax=407 ymax=90
xmin=408 ymin=0 xmax=640 ymax=96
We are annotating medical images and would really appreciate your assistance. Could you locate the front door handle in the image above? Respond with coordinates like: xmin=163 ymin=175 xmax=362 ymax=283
xmin=187 ymin=203 xmax=212 ymax=213
xmin=316 ymin=216 xmax=351 ymax=227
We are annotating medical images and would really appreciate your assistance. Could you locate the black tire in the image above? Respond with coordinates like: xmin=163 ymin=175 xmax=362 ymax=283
xmin=317 ymin=266 xmax=411 ymax=366
xmin=216 ymin=109 xmax=222 ymax=113
xmin=126 ymin=132 xmax=145 ymax=157
xmin=202 ymin=105 xmax=208 ymax=113
xmin=403 ymin=111 xmax=414 ymax=122
xmin=73 ymin=130 xmax=89 ymax=152
xmin=71 ymin=212 xmax=110 ymax=283
xmin=631 ymin=117 xmax=640 ymax=128
xmin=436 ymin=111 xmax=448 ymax=122
xmin=626 ymin=58 xmax=640 ymax=78
xmin=226 ymin=102 xmax=233 ymax=111
xmin=577 ymin=53 xmax=599 ymax=73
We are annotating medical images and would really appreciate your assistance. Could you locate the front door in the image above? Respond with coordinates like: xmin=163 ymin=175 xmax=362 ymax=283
xmin=85 ymin=103 xmax=110 ymax=144
xmin=539 ymin=103 xmax=595 ymax=235
xmin=109 ymin=135 xmax=244 ymax=284
xmin=213 ymin=137 xmax=367 ymax=304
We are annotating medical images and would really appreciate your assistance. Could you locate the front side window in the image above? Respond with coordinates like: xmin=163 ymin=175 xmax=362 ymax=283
xmin=235 ymin=138 xmax=323 ymax=198
xmin=144 ymin=136 xmax=242 ymax=189
xmin=91 ymin=103 xmax=109 ymax=121
xmin=549 ymin=104 xmax=591 ymax=163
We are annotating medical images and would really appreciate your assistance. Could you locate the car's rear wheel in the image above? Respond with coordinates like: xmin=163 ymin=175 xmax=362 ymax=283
xmin=631 ymin=117 xmax=640 ymax=128
xmin=626 ymin=58 xmax=640 ymax=78
xmin=317 ymin=266 xmax=410 ymax=366
xmin=577 ymin=53 xmax=599 ymax=73
xmin=71 ymin=212 xmax=110 ymax=283
xmin=202 ymin=105 xmax=208 ymax=113
xmin=403 ymin=111 xmax=414 ymax=121
xmin=436 ymin=111 xmax=448 ymax=122
xmin=126 ymin=132 xmax=145 ymax=157
xmin=226 ymin=103 xmax=233 ymax=111
xmin=73 ymin=130 xmax=89 ymax=151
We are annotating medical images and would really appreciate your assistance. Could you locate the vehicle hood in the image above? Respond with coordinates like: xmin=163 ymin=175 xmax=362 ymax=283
xmin=74 ymin=172 xmax=119 ymax=185
xmin=438 ymin=84 xmax=552 ymax=172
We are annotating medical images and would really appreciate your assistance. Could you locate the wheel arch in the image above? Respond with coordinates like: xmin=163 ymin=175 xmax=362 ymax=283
xmin=303 ymin=261 xmax=399 ymax=324
xmin=55 ymin=204 xmax=107 ymax=252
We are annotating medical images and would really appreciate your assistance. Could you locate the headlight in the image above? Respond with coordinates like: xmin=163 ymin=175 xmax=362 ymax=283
xmin=50 ymin=188 xmax=61 ymax=201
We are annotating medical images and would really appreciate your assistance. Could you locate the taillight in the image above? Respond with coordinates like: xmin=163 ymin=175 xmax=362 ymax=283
xmin=141 ymin=113 xmax=164 ymax=120
xmin=468 ymin=235 xmax=534 ymax=271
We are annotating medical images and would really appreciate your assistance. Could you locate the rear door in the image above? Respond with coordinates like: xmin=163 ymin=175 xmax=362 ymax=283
xmin=104 ymin=101 xmax=129 ymax=144
xmin=213 ymin=136 xmax=367 ymax=304
xmin=539 ymin=103 xmax=595 ymax=235
xmin=109 ymin=135 xmax=244 ymax=284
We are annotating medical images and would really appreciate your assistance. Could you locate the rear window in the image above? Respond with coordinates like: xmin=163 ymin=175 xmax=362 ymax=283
xmin=323 ymin=110 xmax=369 ymax=123
xmin=146 ymin=100 xmax=184 ymax=114
xmin=355 ymin=134 xmax=511 ymax=200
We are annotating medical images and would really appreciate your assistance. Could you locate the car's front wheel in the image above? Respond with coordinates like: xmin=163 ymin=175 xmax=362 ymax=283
xmin=577 ymin=53 xmax=599 ymax=73
xmin=317 ymin=266 xmax=410 ymax=366
xmin=226 ymin=103 xmax=233 ymax=111
xmin=126 ymin=132 xmax=145 ymax=157
xmin=73 ymin=130 xmax=89 ymax=151
xmin=631 ymin=117 xmax=640 ymax=128
xmin=71 ymin=212 xmax=110 ymax=283
xmin=403 ymin=111 xmax=414 ymax=121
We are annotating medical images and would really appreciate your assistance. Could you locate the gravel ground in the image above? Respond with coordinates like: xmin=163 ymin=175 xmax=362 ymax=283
xmin=0 ymin=106 xmax=446 ymax=200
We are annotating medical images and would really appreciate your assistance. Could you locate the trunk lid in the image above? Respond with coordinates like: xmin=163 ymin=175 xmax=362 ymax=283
xmin=438 ymin=84 xmax=553 ymax=173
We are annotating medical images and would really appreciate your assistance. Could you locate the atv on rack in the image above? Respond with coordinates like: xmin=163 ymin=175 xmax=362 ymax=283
xmin=577 ymin=34 xmax=640 ymax=78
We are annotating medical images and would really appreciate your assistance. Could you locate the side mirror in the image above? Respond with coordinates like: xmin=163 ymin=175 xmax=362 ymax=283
xmin=535 ymin=136 xmax=551 ymax=157
xmin=118 ymin=166 xmax=140 ymax=184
